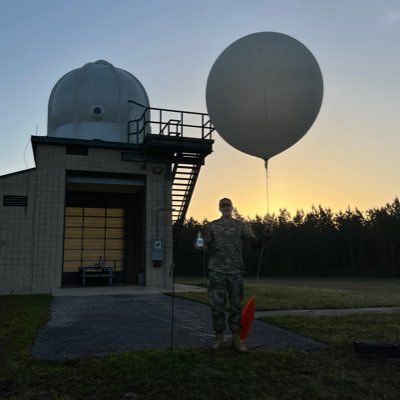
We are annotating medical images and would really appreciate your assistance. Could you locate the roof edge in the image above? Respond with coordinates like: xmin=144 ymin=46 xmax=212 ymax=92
xmin=31 ymin=136 xmax=145 ymax=160
xmin=0 ymin=167 xmax=36 ymax=179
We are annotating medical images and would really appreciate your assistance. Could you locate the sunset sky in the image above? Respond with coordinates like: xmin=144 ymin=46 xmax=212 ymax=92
xmin=1 ymin=0 xmax=399 ymax=221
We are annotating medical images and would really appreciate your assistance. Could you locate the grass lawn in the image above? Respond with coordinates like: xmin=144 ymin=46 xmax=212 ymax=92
xmin=174 ymin=276 xmax=400 ymax=310
xmin=1 ymin=280 xmax=400 ymax=399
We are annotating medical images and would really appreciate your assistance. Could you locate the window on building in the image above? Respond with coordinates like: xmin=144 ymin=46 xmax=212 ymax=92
xmin=3 ymin=195 xmax=28 ymax=207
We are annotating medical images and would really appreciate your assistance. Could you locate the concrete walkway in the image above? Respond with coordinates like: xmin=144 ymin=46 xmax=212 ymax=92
xmin=32 ymin=292 xmax=325 ymax=361
xmin=32 ymin=284 xmax=399 ymax=361
xmin=53 ymin=284 xmax=400 ymax=317
xmin=51 ymin=284 xmax=206 ymax=297
xmin=256 ymin=307 xmax=400 ymax=317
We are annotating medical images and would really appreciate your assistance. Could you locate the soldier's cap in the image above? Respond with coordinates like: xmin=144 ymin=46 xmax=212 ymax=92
xmin=219 ymin=198 xmax=233 ymax=207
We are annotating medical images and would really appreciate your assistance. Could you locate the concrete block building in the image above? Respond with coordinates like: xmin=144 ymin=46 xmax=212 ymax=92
xmin=0 ymin=60 xmax=213 ymax=294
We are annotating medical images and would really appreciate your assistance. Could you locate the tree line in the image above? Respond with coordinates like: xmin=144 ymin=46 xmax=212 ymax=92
xmin=174 ymin=198 xmax=400 ymax=277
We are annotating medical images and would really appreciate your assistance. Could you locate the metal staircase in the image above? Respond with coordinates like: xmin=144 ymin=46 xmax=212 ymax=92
xmin=171 ymin=157 xmax=202 ymax=249
xmin=127 ymin=101 xmax=214 ymax=251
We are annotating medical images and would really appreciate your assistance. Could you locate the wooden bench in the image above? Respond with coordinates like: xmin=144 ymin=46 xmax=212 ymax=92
xmin=79 ymin=263 xmax=114 ymax=286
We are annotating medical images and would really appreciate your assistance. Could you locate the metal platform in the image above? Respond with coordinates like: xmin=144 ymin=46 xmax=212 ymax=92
xmin=128 ymin=101 xmax=214 ymax=248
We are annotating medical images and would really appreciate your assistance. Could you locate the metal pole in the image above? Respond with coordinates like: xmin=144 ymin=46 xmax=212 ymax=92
xmin=170 ymin=260 xmax=175 ymax=351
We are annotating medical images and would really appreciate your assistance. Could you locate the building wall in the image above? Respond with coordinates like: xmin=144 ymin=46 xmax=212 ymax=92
xmin=0 ymin=169 xmax=38 ymax=293
xmin=0 ymin=141 xmax=173 ymax=293
xmin=145 ymin=166 xmax=173 ymax=289
xmin=32 ymin=145 xmax=66 ymax=292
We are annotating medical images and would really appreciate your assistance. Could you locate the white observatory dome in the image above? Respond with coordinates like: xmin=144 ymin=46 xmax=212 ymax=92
xmin=48 ymin=60 xmax=150 ymax=143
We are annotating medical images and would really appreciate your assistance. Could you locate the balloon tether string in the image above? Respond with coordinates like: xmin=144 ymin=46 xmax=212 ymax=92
xmin=265 ymin=159 xmax=269 ymax=216
xmin=255 ymin=159 xmax=269 ymax=294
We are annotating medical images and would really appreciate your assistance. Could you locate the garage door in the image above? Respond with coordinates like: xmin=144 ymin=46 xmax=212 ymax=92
xmin=63 ymin=207 xmax=125 ymax=273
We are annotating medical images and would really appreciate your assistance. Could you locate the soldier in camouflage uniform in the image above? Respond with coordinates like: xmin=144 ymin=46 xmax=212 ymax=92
xmin=204 ymin=198 xmax=255 ymax=352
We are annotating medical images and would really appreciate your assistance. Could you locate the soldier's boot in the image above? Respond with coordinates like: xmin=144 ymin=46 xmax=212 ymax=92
xmin=231 ymin=332 xmax=248 ymax=353
xmin=212 ymin=332 xmax=224 ymax=350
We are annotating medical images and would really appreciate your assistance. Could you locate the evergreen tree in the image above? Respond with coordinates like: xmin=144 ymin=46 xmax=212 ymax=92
xmin=174 ymin=198 xmax=400 ymax=278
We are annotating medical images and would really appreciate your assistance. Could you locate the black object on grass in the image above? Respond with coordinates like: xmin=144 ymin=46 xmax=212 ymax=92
xmin=354 ymin=342 xmax=400 ymax=359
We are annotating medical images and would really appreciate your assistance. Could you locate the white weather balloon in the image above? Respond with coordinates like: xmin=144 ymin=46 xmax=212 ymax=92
xmin=206 ymin=32 xmax=323 ymax=161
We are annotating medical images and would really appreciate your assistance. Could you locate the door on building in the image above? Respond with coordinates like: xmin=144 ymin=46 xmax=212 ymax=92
xmin=63 ymin=207 xmax=125 ymax=284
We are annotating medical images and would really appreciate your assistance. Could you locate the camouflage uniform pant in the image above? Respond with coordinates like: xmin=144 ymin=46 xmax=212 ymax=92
xmin=208 ymin=271 xmax=244 ymax=333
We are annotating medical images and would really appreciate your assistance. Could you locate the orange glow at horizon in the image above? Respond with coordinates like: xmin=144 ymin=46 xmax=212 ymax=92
xmin=186 ymin=126 xmax=399 ymax=222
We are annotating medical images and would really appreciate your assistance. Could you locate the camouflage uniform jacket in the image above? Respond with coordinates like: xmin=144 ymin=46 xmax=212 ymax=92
xmin=204 ymin=217 xmax=255 ymax=274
